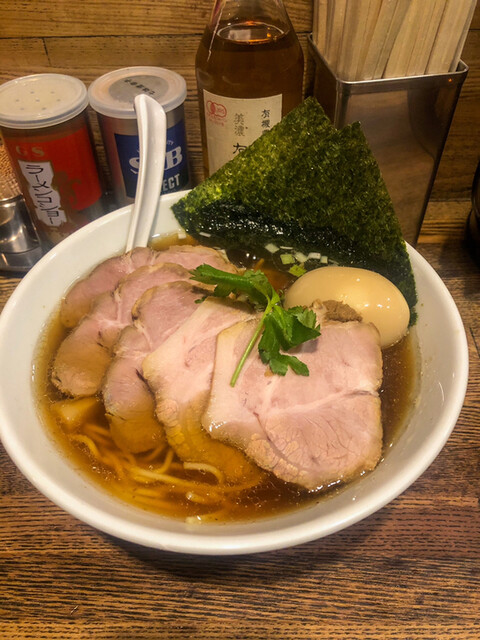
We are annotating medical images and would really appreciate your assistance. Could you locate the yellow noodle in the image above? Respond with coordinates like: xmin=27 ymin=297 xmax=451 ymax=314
xmin=99 ymin=452 xmax=126 ymax=478
xmin=153 ymin=447 xmax=175 ymax=474
xmin=83 ymin=422 xmax=111 ymax=438
xmin=141 ymin=443 xmax=168 ymax=463
xmin=132 ymin=477 xmax=195 ymax=494
xmin=127 ymin=466 xmax=199 ymax=487
xmin=130 ymin=487 xmax=193 ymax=511
xmin=126 ymin=466 xmax=227 ymax=496
xmin=168 ymin=461 xmax=185 ymax=472
xmin=118 ymin=449 xmax=137 ymax=467
xmin=62 ymin=399 xmax=264 ymax=523
xmin=130 ymin=493 xmax=179 ymax=512
xmin=183 ymin=461 xmax=224 ymax=484
xmin=134 ymin=486 xmax=172 ymax=499
xmin=70 ymin=430 xmax=123 ymax=477
xmin=82 ymin=431 xmax=112 ymax=448
xmin=186 ymin=491 xmax=222 ymax=505
xmin=70 ymin=434 xmax=101 ymax=459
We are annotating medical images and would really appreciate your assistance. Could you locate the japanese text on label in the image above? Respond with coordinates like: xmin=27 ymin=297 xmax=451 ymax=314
xmin=18 ymin=160 xmax=67 ymax=227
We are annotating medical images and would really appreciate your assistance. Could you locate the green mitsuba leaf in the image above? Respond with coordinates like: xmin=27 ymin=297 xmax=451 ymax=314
xmin=190 ymin=265 xmax=321 ymax=385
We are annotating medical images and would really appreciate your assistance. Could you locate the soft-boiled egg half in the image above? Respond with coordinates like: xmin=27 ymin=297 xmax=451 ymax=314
xmin=284 ymin=266 xmax=410 ymax=348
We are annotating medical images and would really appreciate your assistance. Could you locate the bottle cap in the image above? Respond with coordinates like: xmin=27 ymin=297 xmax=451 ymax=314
xmin=0 ymin=74 xmax=89 ymax=129
xmin=88 ymin=67 xmax=187 ymax=119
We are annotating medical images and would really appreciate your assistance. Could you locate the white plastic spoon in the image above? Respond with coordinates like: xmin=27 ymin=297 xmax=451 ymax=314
xmin=125 ymin=93 xmax=167 ymax=251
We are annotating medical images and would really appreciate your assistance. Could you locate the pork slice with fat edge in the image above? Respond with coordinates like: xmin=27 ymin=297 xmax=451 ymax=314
xmin=203 ymin=305 xmax=383 ymax=490
xmin=142 ymin=297 xmax=263 ymax=484
xmin=103 ymin=281 xmax=208 ymax=453
xmin=52 ymin=263 xmax=193 ymax=397
xmin=60 ymin=244 xmax=236 ymax=328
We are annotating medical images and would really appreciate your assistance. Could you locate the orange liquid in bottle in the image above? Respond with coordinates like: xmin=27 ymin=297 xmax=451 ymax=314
xmin=196 ymin=18 xmax=304 ymax=176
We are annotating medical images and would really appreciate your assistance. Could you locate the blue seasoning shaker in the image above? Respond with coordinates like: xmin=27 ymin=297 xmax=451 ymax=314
xmin=88 ymin=67 xmax=190 ymax=207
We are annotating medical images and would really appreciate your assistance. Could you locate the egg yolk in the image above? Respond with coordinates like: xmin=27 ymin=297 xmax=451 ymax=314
xmin=284 ymin=266 xmax=410 ymax=348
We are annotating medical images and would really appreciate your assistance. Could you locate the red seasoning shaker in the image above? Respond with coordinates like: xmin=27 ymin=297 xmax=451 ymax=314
xmin=0 ymin=74 xmax=105 ymax=247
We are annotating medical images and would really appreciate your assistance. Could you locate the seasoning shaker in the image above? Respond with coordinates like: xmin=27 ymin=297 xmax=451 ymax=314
xmin=88 ymin=67 xmax=190 ymax=208
xmin=0 ymin=74 xmax=106 ymax=248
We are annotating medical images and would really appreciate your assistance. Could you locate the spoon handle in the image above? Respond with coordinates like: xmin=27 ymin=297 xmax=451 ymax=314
xmin=126 ymin=94 xmax=167 ymax=251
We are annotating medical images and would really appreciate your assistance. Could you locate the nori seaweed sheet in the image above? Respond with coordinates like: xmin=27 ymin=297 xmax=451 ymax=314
xmin=173 ymin=97 xmax=417 ymax=314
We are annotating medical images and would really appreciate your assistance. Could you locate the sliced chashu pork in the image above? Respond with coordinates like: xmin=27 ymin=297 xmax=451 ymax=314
xmin=60 ymin=244 xmax=235 ymax=328
xmin=203 ymin=303 xmax=383 ymax=490
xmin=142 ymin=298 xmax=263 ymax=484
xmin=52 ymin=263 xmax=193 ymax=397
xmin=103 ymin=281 xmax=208 ymax=453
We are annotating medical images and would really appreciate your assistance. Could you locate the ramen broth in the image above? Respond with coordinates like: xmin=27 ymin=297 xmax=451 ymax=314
xmin=34 ymin=242 xmax=419 ymax=523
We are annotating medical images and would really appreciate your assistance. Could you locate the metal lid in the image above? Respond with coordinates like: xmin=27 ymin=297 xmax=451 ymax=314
xmin=0 ymin=74 xmax=88 ymax=129
xmin=88 ymin=66 xmax=187 ymax=119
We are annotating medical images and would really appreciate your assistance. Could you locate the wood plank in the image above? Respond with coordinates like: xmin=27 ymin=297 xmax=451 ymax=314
xmin=431 ymin=30 xmax=480 ymax=198
xmin=0 ymin=0 xmax=212 ymax=37
xmin=0 ymin=38 xmax=49 ymax=66
xmin=1 ymin=30 xmax=310 ymax=75
xmin=470 ymin=1 xmax=480 ymax=29
xmin=1 ymin=622 xmax=480 ymax=640
xmin=0 ymin=0 xmax=313 ymax=38
xmin=45 ymin=35 xmax=199 ymax=68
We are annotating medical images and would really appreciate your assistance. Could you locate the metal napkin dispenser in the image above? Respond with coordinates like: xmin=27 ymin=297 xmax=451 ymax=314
xmin=308 ymin=36 xmax=468 ymax=245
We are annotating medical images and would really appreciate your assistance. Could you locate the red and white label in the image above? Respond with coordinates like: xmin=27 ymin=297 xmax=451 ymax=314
xmin=203 ymin=90 xmax=282 ymax=174
xmin=4 ymin=124 xmax=102 ymax=227
xmin=18 ymin=160 xmax=66 ymax=227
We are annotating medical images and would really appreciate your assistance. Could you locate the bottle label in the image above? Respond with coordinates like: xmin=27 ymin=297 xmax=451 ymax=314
xmin=5 ymin=125 xmax=102 ymax=225
xmin=203 ymin=91 xmax=282 ymax=174
xmin=114 ymin=118 xmax=190 ymax=199
xmin=18 ymin=160 xmax=67 ymax=227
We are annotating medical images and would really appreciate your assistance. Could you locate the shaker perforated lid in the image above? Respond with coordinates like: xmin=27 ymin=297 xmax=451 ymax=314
xmin=88 ymin=66 xmax=187 ymax=119
xmin=0 ymin=74 xmax=89 ymax=129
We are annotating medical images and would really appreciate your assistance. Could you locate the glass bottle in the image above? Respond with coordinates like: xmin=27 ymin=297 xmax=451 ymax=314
xmin=195 ymin=0 xmax=304 ymax=177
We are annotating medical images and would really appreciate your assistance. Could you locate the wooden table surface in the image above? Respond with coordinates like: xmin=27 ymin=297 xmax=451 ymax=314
xmin=0 ymin=199 xmax=479 ymax=640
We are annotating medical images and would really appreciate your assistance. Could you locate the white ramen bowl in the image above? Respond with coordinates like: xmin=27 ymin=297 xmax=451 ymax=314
xmin=0 ymin=191 xmax=469 ymax=555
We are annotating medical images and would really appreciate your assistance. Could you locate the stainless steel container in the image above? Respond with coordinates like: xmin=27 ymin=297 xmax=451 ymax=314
xmin=0 ymin=195 xmax=43 ymax=272
xmin=308 ymin=36 xmax=468 ymax=245
xmin=0 ymin=143 xmax=42 ymax=272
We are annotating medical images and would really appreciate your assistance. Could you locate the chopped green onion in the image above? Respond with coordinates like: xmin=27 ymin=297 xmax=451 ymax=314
xmin=294 ymin=251 xmax=308 ymax=263
xmin=265 ymin=243 xmax=280 ymax=254
xmin=280 ymin=253 xmax=295 ymax=265
xmin=289 ymin=264 xmax=307 ymax=277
